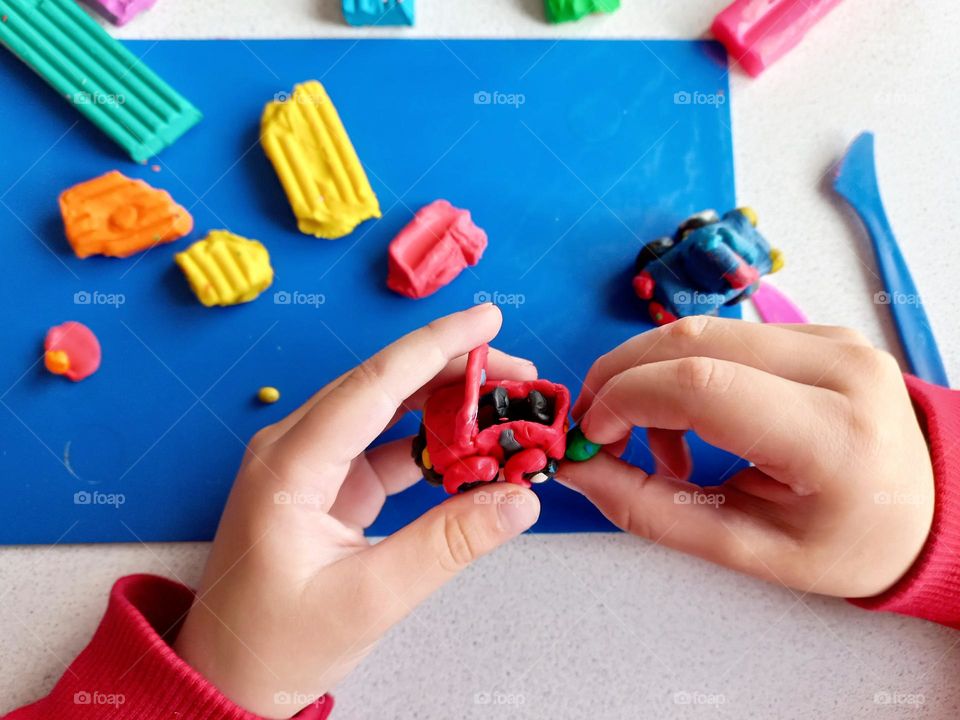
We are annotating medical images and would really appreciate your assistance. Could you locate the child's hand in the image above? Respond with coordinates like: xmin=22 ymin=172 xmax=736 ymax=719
xmin=174 ymin=305 xmax=541 ymax=718
xmin=560 ymin=316 xmax=934 ymax=599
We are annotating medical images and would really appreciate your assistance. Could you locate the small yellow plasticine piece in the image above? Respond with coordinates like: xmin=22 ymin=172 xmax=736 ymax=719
xmin=769 ymin=248 xmax=785 ymax=273
xmin=258 ymin=386 xmax=280 ymax=404
xmin=174 ymin=230 xmax=274 ymax=307
xmin=737 ymin=206 xmax=758 ymax=227
xmin=261 ymin=81 xmax=381 ymax=239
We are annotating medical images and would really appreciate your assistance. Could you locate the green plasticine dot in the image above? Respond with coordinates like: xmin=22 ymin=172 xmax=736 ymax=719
xmin=565 ymin=426 xmax=601 ymax=462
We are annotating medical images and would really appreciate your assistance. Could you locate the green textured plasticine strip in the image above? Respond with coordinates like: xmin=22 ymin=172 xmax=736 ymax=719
xmin=0 ymin=0 xmax=202 ymax=162
xmin=545 ymin=0 xmax=619 ymax=23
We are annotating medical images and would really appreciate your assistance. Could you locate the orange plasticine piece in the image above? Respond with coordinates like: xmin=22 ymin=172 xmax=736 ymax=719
xmin=59 ymin=171 xmax=193 ymax=259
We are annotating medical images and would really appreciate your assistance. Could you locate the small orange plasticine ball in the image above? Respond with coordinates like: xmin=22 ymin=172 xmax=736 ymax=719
xmin=44 ymin=350 xmax=71 ymax=375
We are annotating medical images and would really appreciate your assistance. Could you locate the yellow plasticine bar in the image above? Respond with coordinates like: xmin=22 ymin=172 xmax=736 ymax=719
xmin=175 ymin=230 xmax=274 ymax=307
xmin=261 ymin=81 xmax=381 ymax=239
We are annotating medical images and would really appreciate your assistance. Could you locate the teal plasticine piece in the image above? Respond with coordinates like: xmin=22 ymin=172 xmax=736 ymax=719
xmin=342 ymin=0 xmax=414 ymax=26
xmin=0 ymin=0 xmax=202 ymax=162
xmin=545 ymin=0 xmax=620 ymax=23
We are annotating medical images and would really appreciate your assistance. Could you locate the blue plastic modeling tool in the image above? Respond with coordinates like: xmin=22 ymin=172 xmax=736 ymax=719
xmin=833 ymin=132 xmax=949 ymax=387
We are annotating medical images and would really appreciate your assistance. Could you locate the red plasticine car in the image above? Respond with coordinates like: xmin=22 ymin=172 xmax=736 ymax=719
xmin=387 ymin=199 xmax=488 ymax=299
xmin=413 ymin=344 xmax=570 ymax=494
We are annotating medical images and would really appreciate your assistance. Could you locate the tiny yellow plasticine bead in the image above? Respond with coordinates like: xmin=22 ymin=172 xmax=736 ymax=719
xmin=258 ymin=386 xmax=280 ymax=404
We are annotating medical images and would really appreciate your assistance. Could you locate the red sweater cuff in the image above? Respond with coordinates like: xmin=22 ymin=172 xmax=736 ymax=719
xmin=849 ymin=376 xmax=960 ymax=627
xmin=4 ymin=574 xmax=333 ymax=720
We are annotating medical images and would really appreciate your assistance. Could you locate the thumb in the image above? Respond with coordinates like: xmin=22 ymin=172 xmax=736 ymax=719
xmin=557 ymin=452 xmax=775 ymax=575
xmin=356 ymin=485 xmax=539 ymax=626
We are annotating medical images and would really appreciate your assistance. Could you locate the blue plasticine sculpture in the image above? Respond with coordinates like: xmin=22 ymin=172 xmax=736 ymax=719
xmin=632 ymin=208 xmax=784 ymax=325
xmin=342 ymin=0 xmax=415 ymax=26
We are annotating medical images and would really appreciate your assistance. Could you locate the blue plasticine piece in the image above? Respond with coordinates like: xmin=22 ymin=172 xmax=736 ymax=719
xmin=342 ymin=0 xmax=415 ymax=26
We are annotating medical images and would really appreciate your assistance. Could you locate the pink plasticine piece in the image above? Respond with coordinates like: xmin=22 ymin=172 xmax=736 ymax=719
xmin=752 ymin=282 xmax=809 ymax=324
xmin=85 ymin=0 xmax=159 ymax=26
xmin=44 ymin=321 xmax=102 ymax=382
xmin=387 ymin=200 xmax=488 ymax=299
xmin=711 ymin=0 xmax=845 ymax=77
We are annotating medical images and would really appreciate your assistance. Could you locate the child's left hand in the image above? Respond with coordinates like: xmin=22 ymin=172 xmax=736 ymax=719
xmin=173 ymin=305 xmax=541 ymax=718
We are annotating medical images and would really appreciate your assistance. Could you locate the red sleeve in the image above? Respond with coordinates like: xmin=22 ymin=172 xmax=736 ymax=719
xmin=849 ymin=375 xmax=960 ymax=628
xmin=3 ymin=574 xmax=333 ymax=720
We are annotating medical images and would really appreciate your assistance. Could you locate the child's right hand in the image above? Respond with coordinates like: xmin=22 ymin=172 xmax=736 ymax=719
xmin=560 ymin=316 xmax=935 ymax=599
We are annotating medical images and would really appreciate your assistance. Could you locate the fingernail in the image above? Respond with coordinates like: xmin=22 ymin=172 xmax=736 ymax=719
xmin=469 ymin=302 xmax=493 ymax=313
xmin=495 ymin=490 xmax=540 ymax=534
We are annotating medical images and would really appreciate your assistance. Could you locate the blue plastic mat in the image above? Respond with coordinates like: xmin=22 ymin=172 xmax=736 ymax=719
xmin=0 ymin=38 xmax=739 ymax=543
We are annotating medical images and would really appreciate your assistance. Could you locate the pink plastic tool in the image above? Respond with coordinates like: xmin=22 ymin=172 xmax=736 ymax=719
xmin=85 ymin=0 xmax=158 ymax=26
xmin=711 ymin=0 xmax=845 ymax=77
xmin=751 ymin=282 xmax=808 ymax=324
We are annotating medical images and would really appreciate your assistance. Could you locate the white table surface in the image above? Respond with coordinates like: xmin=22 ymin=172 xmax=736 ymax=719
xmin=3 ymin=1 xmax=960 ymax=717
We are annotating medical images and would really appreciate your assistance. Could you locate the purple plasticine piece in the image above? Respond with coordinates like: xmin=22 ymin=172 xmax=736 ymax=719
xmin=751 ymin=282 xmax=808 ymax=324
xmin=85 ymin=0 xmax=158 ymax=26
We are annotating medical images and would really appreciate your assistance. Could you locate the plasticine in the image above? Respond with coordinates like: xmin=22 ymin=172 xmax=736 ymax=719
xmin=174 ymin=230 xmax=274 ymax=307
xmin=261 ymin=80 xmax=381 ymax=239
xmin=59 ymin=170 xmax=193 ymax=259
xmin=342 ymin=0 xmax=414 ymax=26
xmin=44 ymin=321 xmax=101 ymax=382
xmin=0 ymin=0 xmax=202 ymax=161
xmin=387 ymin=200 xmax=487 ymax=299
